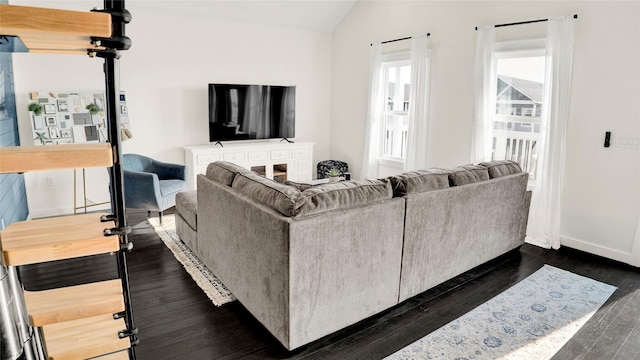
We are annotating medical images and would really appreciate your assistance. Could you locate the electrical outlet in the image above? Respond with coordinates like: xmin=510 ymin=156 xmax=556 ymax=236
xmin=46 ymin=176 xmax=55 ymax=186
xmin=613 ymin=136 xmax=640 ymax=148
xmin=1 ymin=218 xmax=5 ymax=230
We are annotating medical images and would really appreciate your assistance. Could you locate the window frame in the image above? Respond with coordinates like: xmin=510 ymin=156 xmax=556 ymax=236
xmin=378 ymin=52 xmax=411 ymax=168
xmin=493 ymin=39 xmax=546 ymax=187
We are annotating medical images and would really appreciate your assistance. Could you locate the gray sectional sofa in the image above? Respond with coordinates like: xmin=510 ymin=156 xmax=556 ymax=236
xmin=175 ymin=160 xmax=531 ymax=350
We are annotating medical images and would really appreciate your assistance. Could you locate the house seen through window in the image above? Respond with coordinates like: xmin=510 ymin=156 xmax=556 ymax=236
xmin=492 ymin=50 xmax=545 ymax=181
xmin=381 ymin=55 xmax=411 ymax=161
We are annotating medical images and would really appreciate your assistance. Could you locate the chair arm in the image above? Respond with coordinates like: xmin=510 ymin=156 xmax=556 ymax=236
xmin=123 ymin=169 xmax=163 ymax=211
xmin=149 ymin=160 xmax=186 ymax=181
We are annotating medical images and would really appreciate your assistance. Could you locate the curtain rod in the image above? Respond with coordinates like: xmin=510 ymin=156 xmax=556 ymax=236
xmin=370 ymin=33 xmax=430 ymax=47
xmin=475 ymin=14 xmax=577 ymax=30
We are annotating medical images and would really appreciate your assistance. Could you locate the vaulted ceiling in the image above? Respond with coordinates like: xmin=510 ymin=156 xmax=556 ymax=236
xmin=131 ymin=0 xmax=357 ymax=32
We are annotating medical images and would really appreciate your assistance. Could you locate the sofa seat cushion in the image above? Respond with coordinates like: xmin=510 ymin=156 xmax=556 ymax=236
xmin=159 ymin=179 xmax=188 ymax=196
xmin=388 ymin=169 xmax=450 ymax=197
xmin=175 ymin=190 xmax=197 ymax=230
xmin=206 ymin=161 xmax=250 ymax=186
xmin=479 ymin=160 xmax=522 ymax=178
xmin=232 ymin=173 xmax=393 ymax=217
xmin=448 ymin=164 xmax=490 ymax=186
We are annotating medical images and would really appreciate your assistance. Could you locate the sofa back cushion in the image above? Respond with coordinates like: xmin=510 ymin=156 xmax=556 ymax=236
xmin=448 ymin=164 xmax=490 ymax=186
xmin=479 ymin=160 xmax=522 ymax=178
xmin=232 ymin=174 xmax=393 ymax=217
xmin=295 ymin=179 xmax=393 ymax=217
xmin=206 ymin=161 xmax=250 ymax=186
xmin=232 ymin=172 xmax=302 ymax=216
xmin=388 ymin=169 xmax=450 ymax=197
xmin=283 ymin=180 xmax=313 ymax=192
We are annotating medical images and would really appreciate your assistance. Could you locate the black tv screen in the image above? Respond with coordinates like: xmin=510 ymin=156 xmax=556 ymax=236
xmin=208 ymin=83 xmax=295 ymax=142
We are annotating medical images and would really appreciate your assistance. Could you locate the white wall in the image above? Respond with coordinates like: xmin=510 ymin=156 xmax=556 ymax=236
xmin=13 ymin=1 xmax=333 ymax=217
xmin=331 ymin=1 xmax=640 ymax=265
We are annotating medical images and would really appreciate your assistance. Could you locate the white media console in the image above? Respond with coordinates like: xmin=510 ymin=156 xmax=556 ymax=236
xmin=184 ymin=141 xmax=315 ymax=190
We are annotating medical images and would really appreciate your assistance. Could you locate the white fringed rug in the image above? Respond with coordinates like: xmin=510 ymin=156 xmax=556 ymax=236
xmin=148 ymin=214 xmax=235 ymax=306
xmin=385 ymin=265 xmax=616 ymax=360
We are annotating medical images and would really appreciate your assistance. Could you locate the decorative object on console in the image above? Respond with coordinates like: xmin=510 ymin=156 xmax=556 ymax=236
xmin=317 ymin=159 xmax=349 ymax=179
xmin=327 ymin=168 xmax=341 ymax=183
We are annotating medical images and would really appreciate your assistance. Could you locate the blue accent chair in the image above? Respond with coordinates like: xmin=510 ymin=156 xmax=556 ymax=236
xmin=122 ymin=154 xmax=187 ymax=224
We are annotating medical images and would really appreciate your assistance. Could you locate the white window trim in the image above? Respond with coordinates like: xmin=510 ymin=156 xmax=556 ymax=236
xmin=494 ymin=38 xmax=546 ymax=189
xmin=379 ymin=52 xmax=410 ymax=166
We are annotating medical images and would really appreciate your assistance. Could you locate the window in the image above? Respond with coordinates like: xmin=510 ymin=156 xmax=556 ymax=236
xmin=492 ymin=42 xmax=545 ymax=181
xmin=380 ymin=54 xmax=411 ymax=162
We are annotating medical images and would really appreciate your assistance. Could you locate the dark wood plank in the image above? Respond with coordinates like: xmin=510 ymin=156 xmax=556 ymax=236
xmin=18 ymin=208 xmax=640 ymax=360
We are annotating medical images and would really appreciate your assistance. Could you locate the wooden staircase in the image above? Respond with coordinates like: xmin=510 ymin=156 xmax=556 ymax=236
xmin=0 ymin=3 xmax=135 ymax=359
xmin=0 ymin=145 xmax=135 ymax=359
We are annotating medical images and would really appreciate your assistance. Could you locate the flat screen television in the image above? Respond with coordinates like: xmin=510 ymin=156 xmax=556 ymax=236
xmin=208 ymin=83 xmax=295 ymax=142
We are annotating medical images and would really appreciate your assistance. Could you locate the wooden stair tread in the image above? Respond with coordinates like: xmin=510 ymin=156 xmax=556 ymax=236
xmin=90 ymin=350 xmax=129 ymax=360
xmin=24 ymin=279 xmax=124 ymax=327
xmin=0 ymin=213 xmax=119 ymax=266
xmin=0 ymin=143 xmax=113 ymax=174
xmin=0 ymin=4 xmax=111 ymax=54
xmin=43 ymin=314 xmax=130 ymax=360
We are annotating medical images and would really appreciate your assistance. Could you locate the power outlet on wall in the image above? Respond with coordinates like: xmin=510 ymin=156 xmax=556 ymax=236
xmin=46 ymin=176 xmax=55 ymax=186
xmin=613 ymin=135 xmax=640 ymax=148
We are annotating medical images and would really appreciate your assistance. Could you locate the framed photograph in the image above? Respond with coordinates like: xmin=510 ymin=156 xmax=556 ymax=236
xmin=48 ymin=127 xmax=60 ymax=139
xmin=56 ymin=138 xmax=72 ymax=145
xmin=94 ymin=97 xmax=104 ymax=109
xmin=57 ymin=100 xmax=68 ymax=112
xmin=33 ymin=116 xmax=45 ymax=130
xmin=85 ymin=125 xmax=99 ymax=141
xmin=45 ymin=116 xmax=57 ymax=126
xmin=60 ymin=129 xmax=72 ymax=138
xmin=43 ymin=103 xmax=56 ymax=114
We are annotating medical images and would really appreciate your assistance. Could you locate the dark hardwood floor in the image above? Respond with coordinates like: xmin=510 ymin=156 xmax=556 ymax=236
xmin=19 ymin=208 xmax=640 ymax=360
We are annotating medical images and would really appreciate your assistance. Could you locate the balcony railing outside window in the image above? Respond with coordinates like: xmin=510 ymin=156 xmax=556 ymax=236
xmin=492 ymin=114 xmax=540 ymax=180
xmin=381 ymin=61 xmax=410 ymax=161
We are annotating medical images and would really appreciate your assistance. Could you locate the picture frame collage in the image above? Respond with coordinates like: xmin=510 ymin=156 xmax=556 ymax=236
xmin=28 ymin=90 xmax=131 ymax=146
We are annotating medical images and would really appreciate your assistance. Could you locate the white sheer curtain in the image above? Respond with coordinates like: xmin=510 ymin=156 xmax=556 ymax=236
xmin=471 ymin=26 xmax=497 ymax=163
xmin=526 ymin=16 xmax=575 ymax=249
xmin=361 ymin=43 xmax=384 ymax=179
xmin=404 ymin=35 xmax=431 ymax=172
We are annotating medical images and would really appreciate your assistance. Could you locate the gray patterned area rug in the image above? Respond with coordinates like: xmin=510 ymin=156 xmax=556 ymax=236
xmin=385 ymin=265 xmax=616 ymax=360
xmin=148 ymin=214 xmax=235 ymax=306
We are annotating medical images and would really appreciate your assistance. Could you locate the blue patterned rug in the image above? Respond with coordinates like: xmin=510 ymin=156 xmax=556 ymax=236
xmin=385 ymin=265 xmax=616 ymax=360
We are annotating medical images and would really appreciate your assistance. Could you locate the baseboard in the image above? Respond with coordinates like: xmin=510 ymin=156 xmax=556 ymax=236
xmin=560 ymin=235 xmax=635 ymax=266
xmin=29 ymin=203 xmax=111 ymax=219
